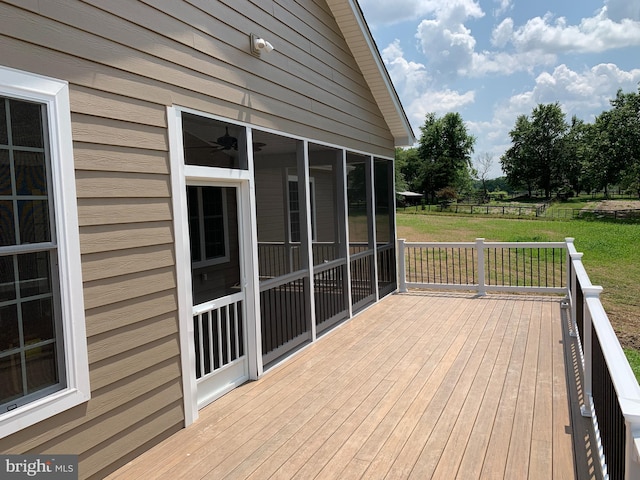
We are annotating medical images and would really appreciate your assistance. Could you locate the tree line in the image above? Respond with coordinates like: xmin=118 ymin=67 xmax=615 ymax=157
xmin=396 ymin=86 xmax=640 ymax=201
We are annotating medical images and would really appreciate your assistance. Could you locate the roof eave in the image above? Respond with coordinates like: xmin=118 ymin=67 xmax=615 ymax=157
xmin=326 ymin=0 xmax=416 ymax=147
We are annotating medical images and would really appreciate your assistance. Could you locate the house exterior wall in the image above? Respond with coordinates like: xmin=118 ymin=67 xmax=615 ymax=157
xmin=0 ymin=1 xmax=396 ymax=478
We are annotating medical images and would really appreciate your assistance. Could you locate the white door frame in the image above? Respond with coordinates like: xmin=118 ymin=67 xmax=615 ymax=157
xmin=168 ymin=106 xmax=260 ymax=427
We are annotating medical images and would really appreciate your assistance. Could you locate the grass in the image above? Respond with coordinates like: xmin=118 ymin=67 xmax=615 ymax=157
xmin=397 ymin=211 xmax=640 ymax=380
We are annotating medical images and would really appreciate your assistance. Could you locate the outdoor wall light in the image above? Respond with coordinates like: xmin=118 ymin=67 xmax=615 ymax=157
xmin=251 ymin=33 xmax=274 ymax=55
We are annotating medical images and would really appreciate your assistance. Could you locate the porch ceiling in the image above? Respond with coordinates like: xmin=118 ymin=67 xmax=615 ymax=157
xmin=107 ymin=292 xmax=597 ymax=479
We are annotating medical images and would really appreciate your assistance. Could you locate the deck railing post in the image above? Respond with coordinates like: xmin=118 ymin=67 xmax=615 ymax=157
xmin=581 ymin=286 xmax=602 ymax=419
xmin=476 ymin=238 xmax=486 ymax=296
xmin=398 ymin=238 xmax=407 ymax=293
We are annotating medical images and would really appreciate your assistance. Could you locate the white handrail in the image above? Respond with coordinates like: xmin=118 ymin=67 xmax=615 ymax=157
xmin=566 ymin=238 xmax=640 ymax=480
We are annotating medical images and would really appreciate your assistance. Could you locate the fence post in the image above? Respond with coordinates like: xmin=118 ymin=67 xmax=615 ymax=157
xmin=398 ymin=238 xmax=407 ymax=293
xmin=476 ymin=238 xmax=486 ymax=296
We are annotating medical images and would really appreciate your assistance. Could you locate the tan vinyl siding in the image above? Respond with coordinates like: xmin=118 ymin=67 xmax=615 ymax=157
xmin=0 ymin=0 xmax=397 ymax=477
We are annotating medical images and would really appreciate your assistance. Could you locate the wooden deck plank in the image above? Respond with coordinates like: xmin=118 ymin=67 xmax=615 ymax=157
xmin=530 ymin=300 xmax=554 ymax=480
xmin=504 ymin=299 xmax=542 ymax=479
xmin=202 ymin=294 xmax=438 ymax=478
xmin=429 ymin=298 xmax=515 ymax=479
xmin=372 ymin=298 xmax=497 ymax=479
xmin=454 ymin=298 xmax=523 ymax=479
xmin=553 ymin=303 xmax=580 ymax=480
xmin=106 ymin=293 xmax=589 ymax=480
xmin=480 ymin=298 xmax=535 ymax=478
xmin=407 ymin=299 xmax=506 ymax=479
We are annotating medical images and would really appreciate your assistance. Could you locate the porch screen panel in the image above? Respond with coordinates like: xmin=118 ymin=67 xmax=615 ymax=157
xmin=346 ymin=152 xmax=375 ymax=311
xmin=254 ymin=130 xmax=311 ymax=365
xmin=375 ymin=158 xmax=397 ymax=298
xmin=309 ymin=144 xmax=348 ymax=331
xmin=182 ymin=113 xmax=248 ymax=170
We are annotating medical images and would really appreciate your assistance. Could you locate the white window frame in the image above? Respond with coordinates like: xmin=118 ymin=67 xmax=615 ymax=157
xmin=0 ymin=66 xmax=90 ymax=439
xmin=287 ymin=175 xmax=316 ymax=243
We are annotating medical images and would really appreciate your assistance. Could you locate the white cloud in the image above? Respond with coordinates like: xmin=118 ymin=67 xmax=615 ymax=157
xmin=380 ymin=40 xmax=475 ymax=129
xmin=491 ymin=18 xmax=513 ymax=47
xmin=362 ymin=0 xmax=484 ymax=24
xmin=413 ymin=0 xmax=484 ymax=79
xmin=493 ymin=0 xmax=512 ymax=18
xmin=498 ymin=9 xmax=640 ymax=54
xmin=470 ymin=50 xmax=557 ymax=76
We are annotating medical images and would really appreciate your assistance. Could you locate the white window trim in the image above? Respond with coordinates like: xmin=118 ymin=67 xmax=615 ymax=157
xmin=287 ymin=175 xmax=316 ymax=243
xmin=0 ymin=66 xmax=90 ymax=439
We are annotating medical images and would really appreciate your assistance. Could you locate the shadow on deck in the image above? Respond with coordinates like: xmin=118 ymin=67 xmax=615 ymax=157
xmin=108 ymin=292 xmax=600 ymax=479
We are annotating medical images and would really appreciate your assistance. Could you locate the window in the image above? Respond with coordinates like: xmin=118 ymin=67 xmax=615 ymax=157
xmin=287 ymin=177 xmax=315 ymax=243
xmin=187 ymin=186 xmax=229 ymax=267
xmin=0 ymin=66 xmax=89 ymax=438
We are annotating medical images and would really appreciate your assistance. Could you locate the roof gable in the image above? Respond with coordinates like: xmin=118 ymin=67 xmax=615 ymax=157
xmin=325 ymin=0 xmax=415 ymax=146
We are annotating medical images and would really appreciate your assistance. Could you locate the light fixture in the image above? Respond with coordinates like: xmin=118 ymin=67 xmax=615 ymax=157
xmin=251 ymin=33 xmax=274 ymax=56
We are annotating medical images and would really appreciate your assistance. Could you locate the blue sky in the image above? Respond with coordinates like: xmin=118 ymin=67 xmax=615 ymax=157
xmin=359 ymin=0 xmax=640 ymax=178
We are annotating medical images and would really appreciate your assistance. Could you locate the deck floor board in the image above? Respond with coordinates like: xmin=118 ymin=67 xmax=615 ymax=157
xmin=107 ymin=292 xmax=597 ymax=480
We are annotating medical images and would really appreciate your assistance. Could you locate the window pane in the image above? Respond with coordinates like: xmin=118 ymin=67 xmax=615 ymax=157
xmin=14 ymin=151 xmax=47 ymax=195
xmin=22 ymin=297 xmax=54 ymax=344
xmin=0 ymin=99 xmax=7 ymax=145
xmin=202 ymin=187 xmax=225 ymax=259
xmin=18 ymin=251 xmax=51 ymax=297
xmin=187 ymin=186 xmax=201 ymax=262
xmin=254 ymin=131 xmax=303 ymax=277
xmin=0 ymin=150 xmax=10 ymax=194
xmin=10 ymin=100 xmax=44 ymax=148
xmin=0 ymin=255 xmax=15 ymax=302
xmin=347 ymin=153 xmax=370 ymax=247
xmin=0 ymin=304 xmax=18 ymax=352
xmin=374 ymin=159 xmax=392 ymax=245
xmin=0 ymin=200 xmax=16 ymax=246
xmin=182 ymin=113 xmax=248 ymax=169
xmin=18 ymin=199 xmax=50 ymax=244
xmin=190 ymin=187 xmax=240 ymax=304
xmin=26 ymin=343 xmax=58 ymax=394
xmin=0 ymin=353 xmax=22 ymax=404
xmin=309 ymin=143 xmax=344 ymax=265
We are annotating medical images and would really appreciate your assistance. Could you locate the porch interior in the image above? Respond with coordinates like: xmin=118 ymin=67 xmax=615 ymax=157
xmin=107 ymin=292 xmax=599 ymax=479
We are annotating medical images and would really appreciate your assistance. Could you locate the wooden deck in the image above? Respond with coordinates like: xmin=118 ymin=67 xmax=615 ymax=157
xmin=108 ymin=292 xmax=598 ymax=479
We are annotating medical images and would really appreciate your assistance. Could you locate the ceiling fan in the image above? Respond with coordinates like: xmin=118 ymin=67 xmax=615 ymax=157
xmin=186 ymin=127 xmax=266 ymax=152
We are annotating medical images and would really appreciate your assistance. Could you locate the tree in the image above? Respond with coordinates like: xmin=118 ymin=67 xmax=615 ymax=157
xmin=501 ymin=103 xmax=568 ymax=197
xmin=474 ymin=152 xmax=494 ymax=200
xmin=561 ymin=115 xmax=588 ymax=195
xmin=529 ymin=103 xmax=568 ymax=197
xmin=416 ymin=112 xmax=475 ymax=202
xmin=500 ymin=114 xmax=537 ymax=196
xmin=394 ymin=147 xmax=420 ymax=192
xmin=607 ymin=87 xmax=640 ymax=196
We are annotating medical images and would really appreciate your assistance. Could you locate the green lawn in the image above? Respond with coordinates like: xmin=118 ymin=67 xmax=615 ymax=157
xmin=397 ymin=211 xmax=640 ymax=379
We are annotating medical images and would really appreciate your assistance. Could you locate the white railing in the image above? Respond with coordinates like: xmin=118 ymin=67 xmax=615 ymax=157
xmin=193 ymin=291 xmax=245 ymax=380
xmin=566 ymin=239 xmax=640 ymax=480
xmin=398 ymin=238 xmax=566 ymax=295
xmin=397 ymin=237 xmax=640 ymax=479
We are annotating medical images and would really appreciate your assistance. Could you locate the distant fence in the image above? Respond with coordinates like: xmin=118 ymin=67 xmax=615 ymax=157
xmin=544 ymin=208 xmax=640 ymax=220
xmin=399 ymin=204 xmax=640 ymax=221
xmin=401 ymin=203 xmax=547 ymax=217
